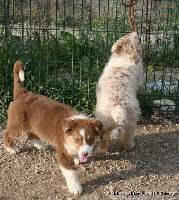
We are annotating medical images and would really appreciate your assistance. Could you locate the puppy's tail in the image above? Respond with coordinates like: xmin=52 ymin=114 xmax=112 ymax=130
xmin=13 ymin=60 xmax=26 ymax=100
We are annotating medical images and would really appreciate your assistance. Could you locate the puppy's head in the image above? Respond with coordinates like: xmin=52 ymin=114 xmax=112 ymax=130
xmin=62 ymin=117 xmax=103 ymax=163
xmin=111 ymin=32 xmax=142 ymax=64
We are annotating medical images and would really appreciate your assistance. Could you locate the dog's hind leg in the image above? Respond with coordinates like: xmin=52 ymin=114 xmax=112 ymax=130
xmin=110 ymin=107 xmax=136 ymax=151
xmin=110 ymin=107 xmax=127 ymax=139
xmin=94 ymin=130 xmax=110 ymax=157
xmin=3 ymin=128 xmax=21 ymax=154
xmin=122 ymin=119 xmax=136 ymax=151
xmin=27 ymin=132 xmax=48 ymax=150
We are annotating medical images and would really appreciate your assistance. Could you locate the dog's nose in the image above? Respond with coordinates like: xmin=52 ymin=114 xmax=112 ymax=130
xmin=81 ymin=152 xmax=88 ymax=156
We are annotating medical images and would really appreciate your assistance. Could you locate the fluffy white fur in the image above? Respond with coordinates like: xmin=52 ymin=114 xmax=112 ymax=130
xmin=60 ymin=165 xmax=82 ymax=195
xmin=70 ymin=114 xmax=88 ymax=119
xmin=31 ymin=138 xmax=48 ymax=150
xmin=78 ymin=129 xmax=93 ymax=156
xmin=19 ymin=69 xmax=24 ymax=82
xmin=5 ymin=145 xmax=20 ymax=154
xmin=95 ymin=32 xmax=143 ymax=156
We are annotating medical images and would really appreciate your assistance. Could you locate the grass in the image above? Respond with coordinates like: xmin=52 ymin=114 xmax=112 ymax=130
xmin=0 ymin=17 xmax=129 ymax=125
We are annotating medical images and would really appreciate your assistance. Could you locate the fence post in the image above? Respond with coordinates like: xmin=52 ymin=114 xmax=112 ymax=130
xmin=4 ymin=0 xmax=10 ymax=38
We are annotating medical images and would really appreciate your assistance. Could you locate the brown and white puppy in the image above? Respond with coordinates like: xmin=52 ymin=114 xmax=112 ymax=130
xmin=3 ymin=61 xmax=103 ymax=195
xmin=94 ymin=32 xmax=143 ymax=157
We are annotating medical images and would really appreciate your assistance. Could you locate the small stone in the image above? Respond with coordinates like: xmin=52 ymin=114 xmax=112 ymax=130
xmin=152 ymin=99 xmax=176 ymax=116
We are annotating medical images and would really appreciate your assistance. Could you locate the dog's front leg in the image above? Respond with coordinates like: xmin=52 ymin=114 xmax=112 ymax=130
xmin=60 ymin=165 xmax=82 ymax=195
xmin=57 ymin=151 xmax=82 ymax=195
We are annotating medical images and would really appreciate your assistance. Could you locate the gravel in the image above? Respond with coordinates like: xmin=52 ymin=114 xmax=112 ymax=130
xmin=0 ymin=125 xmax=179 ymax=200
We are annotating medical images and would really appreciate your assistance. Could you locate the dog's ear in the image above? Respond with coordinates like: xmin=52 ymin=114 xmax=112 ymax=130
xmin=92 ymin=119 xmax=103 ymax=135
xmin=111 ymin=41 xmax=123 ymax=55
xmin=62 ymin=118 xmax=75 ymax=134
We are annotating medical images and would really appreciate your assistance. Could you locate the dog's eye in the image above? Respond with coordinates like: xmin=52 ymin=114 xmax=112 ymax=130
xmin=92 ymin=129 xmax=99 ymax=136
xmin=66 ymin=128 xmax=72 ymax=134
xmin=88 ymin=137 xmax=94 ymax=144
xmin=74 ymin=137 xmax=80 ymax=143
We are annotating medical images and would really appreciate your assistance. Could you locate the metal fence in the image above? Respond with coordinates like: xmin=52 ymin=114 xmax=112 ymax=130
xmin=0 ymin=0 xmax=179 ymax=125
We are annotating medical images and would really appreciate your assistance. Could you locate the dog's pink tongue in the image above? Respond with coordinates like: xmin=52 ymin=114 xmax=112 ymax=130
xmin=79 ymin=156 xmax=88 ymax=163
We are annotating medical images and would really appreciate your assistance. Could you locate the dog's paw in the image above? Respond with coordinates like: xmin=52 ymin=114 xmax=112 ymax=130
xmin=61 ymin=167 xmax=83 ymax=195
xmin=31 ymin=139 xmax=48 ymax=150
xmin=68 ymin=181 xmax=83 ymax=195
xmin=74 ymin=158 xmax=80 ymax=165
xmin=5 ymin=145 xmax=20 ymax=154
xmin=34 ymin=142 xmax=48 ymax=150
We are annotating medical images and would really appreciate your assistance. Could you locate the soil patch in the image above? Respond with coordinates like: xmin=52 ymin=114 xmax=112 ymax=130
xmin=0 ymin=125 xmax=179 ymax=200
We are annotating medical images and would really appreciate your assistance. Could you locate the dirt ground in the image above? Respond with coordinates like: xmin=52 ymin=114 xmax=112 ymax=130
xmin=0 ymin=124 xmax=179 ymax=200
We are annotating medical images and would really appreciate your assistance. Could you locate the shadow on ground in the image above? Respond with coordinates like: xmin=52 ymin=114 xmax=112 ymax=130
xmin=83 ymin=130 xmax=179 ymax=194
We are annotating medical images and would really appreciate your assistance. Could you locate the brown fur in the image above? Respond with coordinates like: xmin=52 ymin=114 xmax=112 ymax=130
xmin=4 ymin=61 xmax=103 ymax=194
xmin=13 ymin=61 xmax=26 ymax=100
